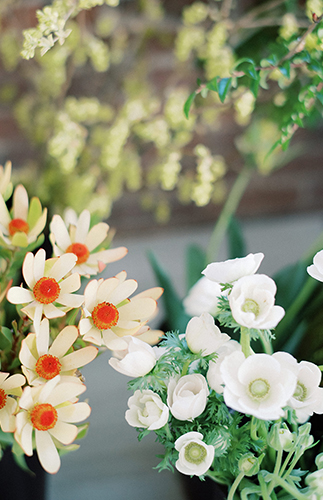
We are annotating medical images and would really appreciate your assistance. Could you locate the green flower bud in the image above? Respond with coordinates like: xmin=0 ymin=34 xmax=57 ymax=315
xmin=268 ymin=423 xmax=296 ymax=452
xmin=238 ymin=453 xmax=261 ymax=477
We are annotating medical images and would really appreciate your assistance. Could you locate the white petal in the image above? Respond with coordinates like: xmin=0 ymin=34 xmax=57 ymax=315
xmin=33 ymin=249 xmax=46 ymax=282
xmin=57 ymin=402 xmax=91 ymax=423
xmin=0 ymin=194 xmax=11 ymax=227
xmin=49 ymin=325 xmax=78 ymax=358
xmin=60 ymin=346 xmax=98 ymax=371
xmin=109 ymin=280 xmax=138 ymax=305
xmin=50 ymin=254 xmax=77 ymax=281
xmin=47 ymin=382 xmax=86 ymax=407
xmin=43 ymin=303 xmax=65 ymax=319
xmin=35 ymin=318 xmax=50 ymax=357
xmin=84 ymin=222 xmax=108 ymax=251
xmin=35 ymin=430 xmax=61 ymax=474
xmin=13 ymin=185 xmax=29 ymax=220
xmin=7 ymin=287 xmax=33 ymax=305
xmin=57 ymin=293 xmax=84 ymax=308
xmin=60 ymin=273 xmax=81 ymax=294
xmin=50 ymin=215 xmax=71 ymax=250
xmin=75 ymin=210 xmax=91 ymax=243
xmin=49 ymin=420 xmax=78 ymax=444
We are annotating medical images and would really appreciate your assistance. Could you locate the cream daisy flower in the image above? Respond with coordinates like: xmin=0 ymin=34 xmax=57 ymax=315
xmin=79 ymin=271 xmax=162 ymax=350
xmin=0 ymin=372 xmax=25 ymax=432
xmin=14 ymin=375 xmax=91 ymax=474
xmin=19 ymin=318 xmax=98 ymax=385
xmin=7 ymin=248 xmax=84 ymax=327
xmin=0 ymin=184 xmax=47 ymax=248
xmin=49 ymin=210 xmax=128 ymax=276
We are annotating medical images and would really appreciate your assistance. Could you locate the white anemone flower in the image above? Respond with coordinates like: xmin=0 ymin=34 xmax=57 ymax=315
xmin=0 ymin=184 xmax=47 ymax=248
xmin=50 ymin=210 xmax=128 ymax=276
xmin=203 ymin=253 xmax=264 ymax=284
xmin=79 ymin=272 xmax=162 ymax=350
xmin=185 ymin=312 xmax=230 ymax=355
xmin=7 ymin=248 xmax=84 ymax=328
xmin=125 ymin=389 xmax=169 ymax=430
xmin=220 ymin=351 xmax=297 ymax=420
xmin=15 ymin=375 xmax=91 ymax=474
xmin=109 ymin=336 xmax=156 ymax=377
xmin=228 ymin=274 xmax=285 ymax=329
xmin=175 ymin=431 xmax=215 ymax=476
xmin=307 ymin=249 xmax=323 ymax=282
xmin=0 ymin=372 xmax=25 ymax=432
xmin=167 ymin=374 xmax=209 ymax=421
xmin=183 ymin=276 xmax=223 ymax=317
xmin=273 ymin=352 xmax=323 ymax=423
xmin=19 ymin=318 xmax=98 ymax=385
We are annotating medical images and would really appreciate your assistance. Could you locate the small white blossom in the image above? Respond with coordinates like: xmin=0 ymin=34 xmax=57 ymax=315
xmin=185 ymin=312 xmax=230 ymax=355
xmin=307 ymin=249 xmax=323 ymax=282
xmin=203 ymin=253 xmax=264 ymax=284
xmin=183 ymin=276 xmax=222 ymax=317
xmin=167 ymin=374 xmax=209 ymax=421
xmin=175 ymin=431 xmax=215 ymax=476
xmin=108 ymin=336 xmax=156 ymax=377
xmin=229 ymin=274 xmax=285 ymax=329
xmin=220 ymin=351 xmax=297 ymax=420
xmin=125 ymin=389 xmax=169 ymax=430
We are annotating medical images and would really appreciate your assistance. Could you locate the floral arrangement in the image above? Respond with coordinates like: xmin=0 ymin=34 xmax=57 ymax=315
xmin=0 ymin=160 xmax=162 ymax=474
xmin=115 ymin=251 xmax=323 ymax=499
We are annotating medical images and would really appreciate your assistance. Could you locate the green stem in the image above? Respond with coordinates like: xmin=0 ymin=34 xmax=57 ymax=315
xmin=258 ymin=473 xmax=271 ymax=500
xmin=258 ymin=330 xmax=273 ymax=354
xmin=267 ymin=448 xmax=283 ymax=495
xmin=269 ymin=474 xmax=308 ymax=500
xmin=227 ymin=471 xmax=245 ymax=500
xmin=240 ymin=326 xmax=252 ymax=357
xmin=206 ymin=166 xmax=252 ymax=264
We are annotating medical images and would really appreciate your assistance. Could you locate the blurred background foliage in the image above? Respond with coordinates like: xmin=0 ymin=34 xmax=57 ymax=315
xmin=0 ymin=0 xmax=322 ymax=226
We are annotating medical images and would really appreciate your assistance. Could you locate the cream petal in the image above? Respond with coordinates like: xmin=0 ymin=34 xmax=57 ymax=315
xmin=49 ymin=325 xmax=78 ymax=358
xmin=79 ymin=318 xmax=92 ymax=336
xmin=119 ymin=297 xmax=157 ymax=321
xmin=50 ymin=253 xmax=77 ymax=281
xmin=133 ymin=287 xmax=163 ymax=301
xmin=7 ymin=286 xmax=33 ymax=305
xmin=39 ymin=376 xmax=61 ymax=403
xmin=19 ymin=340 xmax=37 ymax=369
xmin=2 ymin=373 xmax=25 ymax=391
xmin=59 ymin=273 xmax=81 ymax=294
xmin=102 ymin=330 xmax=129 ymax=350
xmin=35 ymin=430 xmax=61 ymax=474
xmin=75 ymin=210 xmax=91 ymax=243
xmin=0 ymin=405 xmax=16 ymax=432
xmin=13 ymin=185 xmax=29 ymax=220
xmin=84 ymin=279 xmax=101 ymax=310
xmin=49 ymin=420 xmax=78 ymax=445
xmin=19 ymin=386 xmax=35 ymax=411
xmin=35 ymin=319 xmax=50 ymax=357
xmin=84 ymin=222 xmax=108 ymax=251
xmin=43 ymin=303 xmax=65 ymax=319
xmin=28 ymin=209 xmax=47 ymax=239
xmin=19 ymin=420 xmax=33 ymax=456
xmin=82 ymin=327 xmax=103 ymax=346
xmin=57 ymin=402 xmax=91 ymax=423
xmin=96 ymin=277 xmax=120 ymax=303
xmin=136 ymin=329 xmax=164 ymax=345
xmin=0 ymin=372 xmax=9 ymax=385
xmin=0 ymin=194 xmax=11 ymax=227
xmin=47 ymin=382 xmax=86 ymax=407
xmin=109 ymin=280 xmax=138 ymax=305
xmin=91 ymin=246 xmax=128 ymax=265
xmin=50 ymin=214 xmax=71 ymax=250
xmin=57 ymin=293 xmax=84 ymax=308
xmin=60 ymin=346 xmax=98 ymax=371
xmin=22 ymin=252 xmax=36 ymax=289
xmin=33 ymin=249 xmax=46 ymax=282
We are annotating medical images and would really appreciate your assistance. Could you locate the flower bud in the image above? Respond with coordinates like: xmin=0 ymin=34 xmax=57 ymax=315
xmin=238 ymin=453 xmax=262 ymax=477
xmin=268 ymin=423 xmax=295 ymax=452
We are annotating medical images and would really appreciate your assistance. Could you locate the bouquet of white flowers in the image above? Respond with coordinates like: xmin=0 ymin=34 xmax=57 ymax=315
xmin=112 ymin=251 xmax=323 ymax=500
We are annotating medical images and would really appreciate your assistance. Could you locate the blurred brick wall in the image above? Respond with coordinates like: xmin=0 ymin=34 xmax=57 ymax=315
xmin=1 ymin=0 xmax=323 ymax=236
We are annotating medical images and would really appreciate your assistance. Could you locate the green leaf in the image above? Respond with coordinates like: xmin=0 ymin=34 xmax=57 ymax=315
xmin=186 ymin=244 xmax=206 ymax=291
xmin=0 ymin=327 xmax=13 ymax=350
xmin=148 ymin=251 xmax=190 ymax=333
xmin=183 ymin=91 xmax=197 ymax=118
xmin=217 ymin=77 xmax=232 ymax=103
xmin=227 ymin=217 xmax=246 ymax=259
xmin=249 ymin=73 xmax=260 ymax=98
xmin=234 ymin=57 xmax=258 ymax=80
xmin=206 ymin=77 xmax=218 ymax=92
xmin=279 ymin=60 xmax=291 ymax=79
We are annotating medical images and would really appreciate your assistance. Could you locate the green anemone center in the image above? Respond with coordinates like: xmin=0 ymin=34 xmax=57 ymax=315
xmin=249 ymin=378 xmax=270 ymax=400
xmin=242 ymin=299 xmax=260 ymax=317
xmin=184 ymin=442 xmax=207 ymax=465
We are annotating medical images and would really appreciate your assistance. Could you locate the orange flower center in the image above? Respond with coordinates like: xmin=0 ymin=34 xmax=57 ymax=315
xmin=0 ymin=388 xmax=7 ymax=410
xmin=30 ymin=403 xmax=58 ymax=431
xmin=35 ymin=354 xmax=62 ymax=380
xmin=66 ymin=243 xmax=90 ymax=264
xmin=33 ymin=277 xmax=61 ymax=304
xmin=92 ymin=302 xmax=119 ymax=330
xmin=9 ymin=218 xmax=29 ymax=236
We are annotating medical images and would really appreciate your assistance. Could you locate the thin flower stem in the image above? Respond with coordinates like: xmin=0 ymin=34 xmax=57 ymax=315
xmin=227 ymin=471 xmax=245 ymax=500
xmin=206 ymin=166 xmax=252 ymax=264
xmin=164 ymin=423 xmax=173 ymax=441
xmin=269 ymin=474 xmax=308 ymax=499
xmin=258 ymin=330 xmax=273 ymax=354
xmin=267 ymin=448 xmax=283 ymax=495
xmin=240 ymin=327 xmax=252 ymax=357
xmin=258 ymin=473 xmax=271 ymax=500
